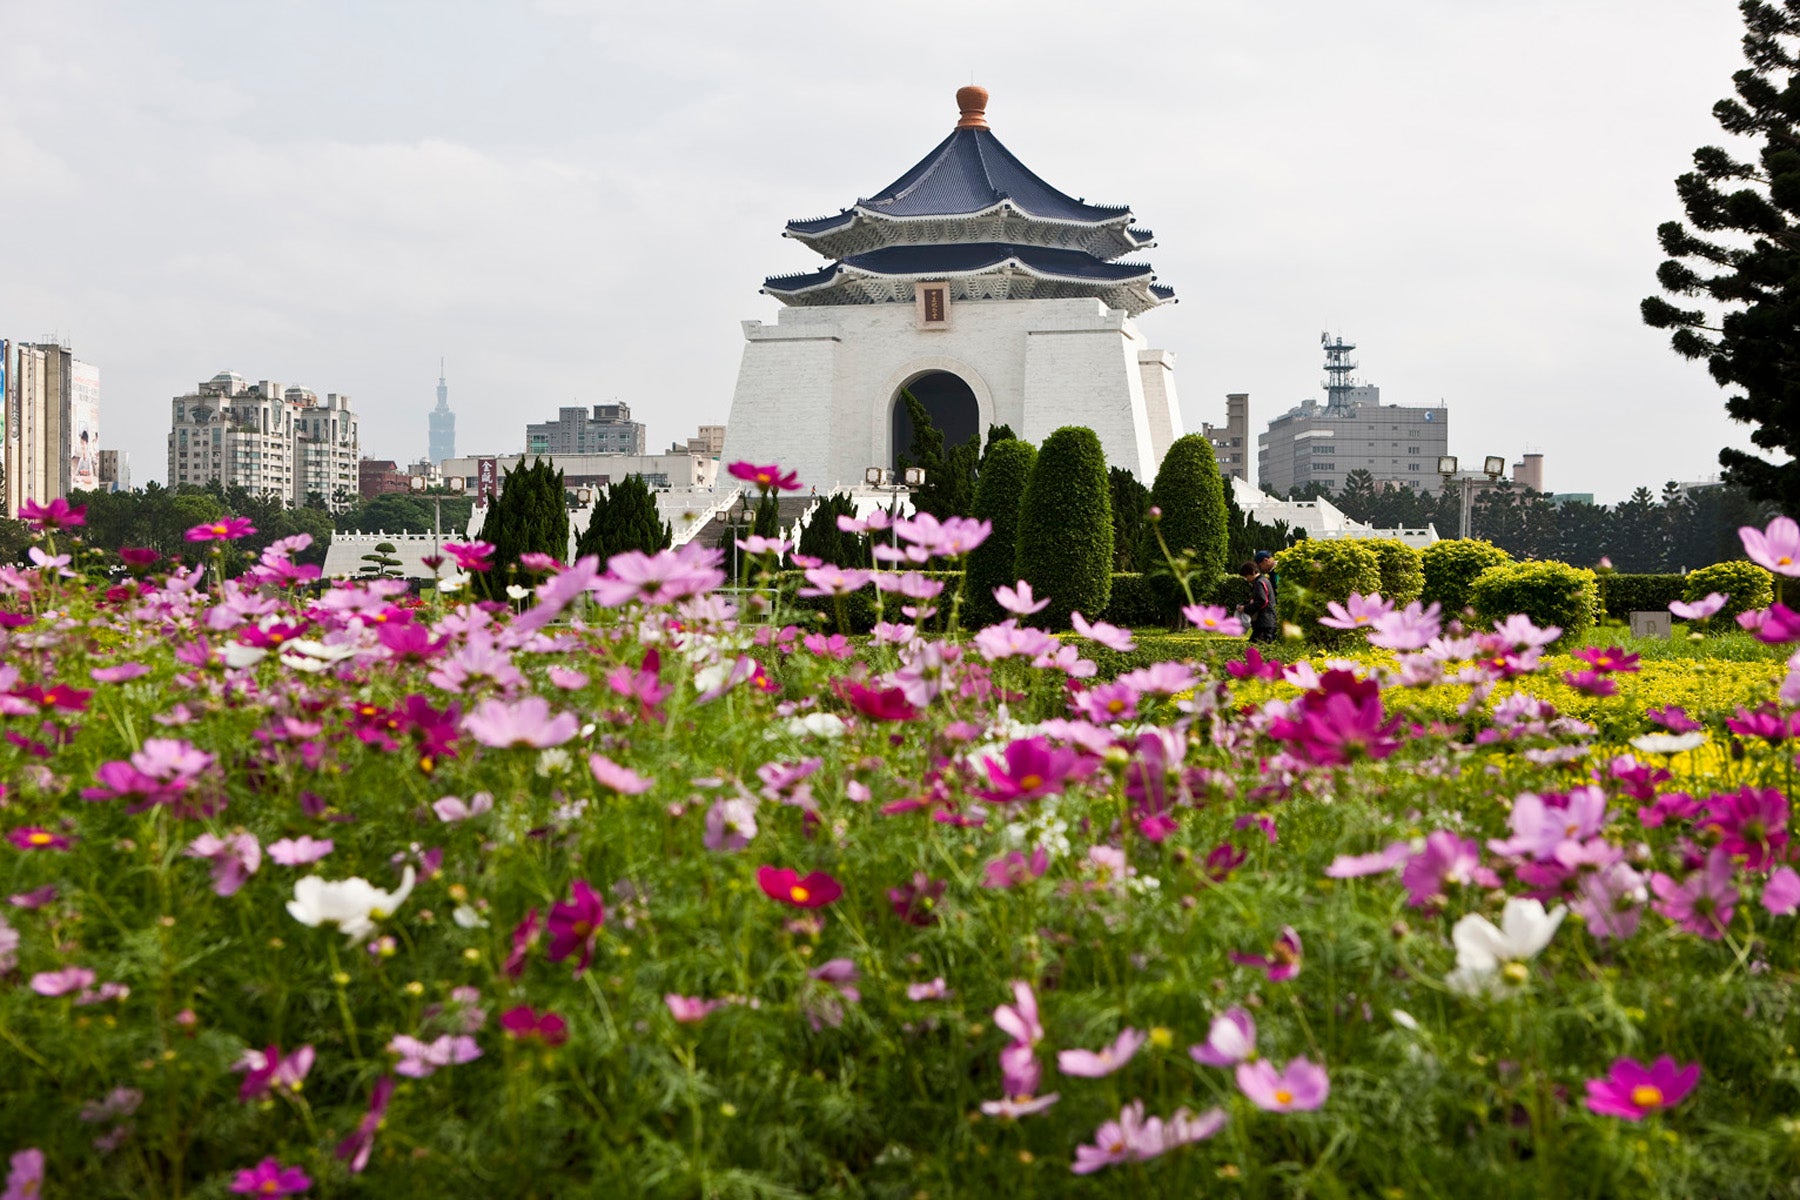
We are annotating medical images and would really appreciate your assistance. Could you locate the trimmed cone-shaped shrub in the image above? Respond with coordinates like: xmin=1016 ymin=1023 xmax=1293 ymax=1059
xmin=576 ymin=474 xmax=670 ymax=565
xmin=1138 ymin=434 xmax=1229 ymax=587
xmin=474 ymin=457 xmax=569 ymax=601
xmin=797 ymin=492 xmax=865 ymax=568
xmin=1345 ymin=537 xmax=1425 ymax=604
xmin=1682 ymin=560 xmax=1773 ymax=623
xmin=1469 ymin=560 xmax=1601 ymax=644
xmin=965 ymin=439 xmax=1037 ymax=629
xmin=1421 ymin=538 xmax=1512 ymax=615
xmin=1272 ymin=540 xmax=1382 ymax=641
xmin=1015 ymin=427 xmax=1112 ymax=630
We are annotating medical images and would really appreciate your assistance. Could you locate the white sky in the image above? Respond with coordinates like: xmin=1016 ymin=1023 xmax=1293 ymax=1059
xmin=0 ymin=0 xmax=1764 ymax=504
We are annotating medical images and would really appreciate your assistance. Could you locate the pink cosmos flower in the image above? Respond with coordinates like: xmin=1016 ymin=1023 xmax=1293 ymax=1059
xmin=1562 ymin=669 xmax=1617 ymax=698
xmin=546 ymin=880 xmax=606 ymax=975
xmin=336 ymin=1076 xmax=395 ymax=1173
xmin=1400 ymin=831 xmax=1494 ymax=908
xmin=592 ymin=544 xmax=726 ymax=607
xmin=1325 ymin=843 xmax=1410 ymax=878
xmin=975 ymin=736 xmax=1090 ymax=804
xmin=1320 ymin=592 xmax=1393 ymax=631
xmin=728 ymin=461 xmax=801 ymax=492
xmin=994 ymin=980 xmax=1044 ymax=1047
xmin=1741 ymin=515 xmax=1800 ymax=576
xmin=18 ymin=496 xmax=85 ymax=530
xmin=1573 ymin=646 xmax=1641 ymax=674
xmin=1743 ymin=602 xmax=1800 ymax=644
xmin=840 ymin=681 xmax=919 ymax=722
xmin=267 ymin=836 xmax=334 ymax=867
xmin=665 ymin=994 xmax=725 ymax=1024
xmin=1075 ymin=681 xmax=1140 ymax=724
xmin=31 ymin=965 xmax=97 ymax=997
xmin=994 ymin=580 xmax=1051 ymax=616
xmin=1487 ymin=787 xmax=1608 ymax=862
xmin=1236 ymin=1056 xmax=1330 ymax=1112
xmin=185 ymin=517 xmax=257 ymax=542
xmin=0 ymin=915 xmax=16 ymax=974
xmin=463 ymin=696 xmax=578 ymax=749
xmin=7 ymin=826 xmax=71 ymax=852
xmin=1229 ymin=927 xmax=1303 ymax=982
xmin=1070 ymin=610 xmax=1135 ymax=651
xmin=1367 ymin=600 xmax=1443 ymax=651
xmin=442 ymin=541 xmax=495 ymax=572
xmin=1058 ymin=1028 xmax=1147 ymax=1077
xmin=2 ymin=1150 xmax=43 ymax=1200
xmin=1764 ymin=866 xmax=1800 ymax=916
xmin=907 ymin=978 xmax=950 ymax=1001
xmin=1650 ymin=848 xmax=1739 ymax=939
xmin=703 ymin=797 xmax=758 ymax=852
xmin=1699 ymin=786 xmax=1789 ymax=870
xmin=589 ymin=753 xmax=653 ymax=795
xmin=1071 ymin=1100 xmax=1227 ymax=1174
xmin=1190 ymin=1007 xmax=1257 ymax=1067
xmin=888 ymin=872 xmax=947 ymax=926
xmin=91 ymin=663 xmax=150 ymax=684
xmin=10 ymin=885 xmax=56 ymax=909
xmin=501 ymin=1004 xmax=569 ymax=1046
xmin=798 ymin=566 xmax=874 ymax=598
xmin=1670 ymin=593 xmax=1727 ymax=620
xmin=185 ymin=832 xmax=262 ymax=896
xmin=982 ymin=847 xmax=1050 ymax=889
xmin=803 ymin=957 xmax=862 ymax=1030
xmin=1572 ymin=860 xmax=1649 ymax=940
xmin=756 ymin=866 xmax=842 ymax=909
xmin=1584 ymin=1056 xmax=1700 ymax=1120
xmin=388 ymin=1033 xmax=481 ymax=1078
xmin=1183 ymin=604 xmax=1246 ymax=636
xmin=432 ymin=793 xmax=494 ymax=823
xmin=229 ymin=1159 xmax=310 ymax=1197
xmin=234 ymin=1044 xmax=316 ymax=1100
xmin=980 ymin=1091 xmax=1061 ymax=1119
xmin=503 ymin=909 xmax=541 ymax=979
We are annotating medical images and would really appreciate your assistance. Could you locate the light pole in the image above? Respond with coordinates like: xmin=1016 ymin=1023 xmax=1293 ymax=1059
xmin=1436 ymin=455 xmax=1506 ymax=540
xmin=864 ymin=465 xmax=925 ymax=506
xmin=410 ymin=474 xmax=466 ymax=557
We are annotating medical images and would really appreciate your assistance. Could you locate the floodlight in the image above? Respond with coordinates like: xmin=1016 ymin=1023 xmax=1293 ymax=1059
xmin=903 ymin=467 xmax=926 ymax=487
xmin=864 ymin=466 xmax=885 ymax=486
xmin=1483 ymin=456 xmax=1507 ymax=478
xmin=1436 ymin=456 xmax=1458 ymax=476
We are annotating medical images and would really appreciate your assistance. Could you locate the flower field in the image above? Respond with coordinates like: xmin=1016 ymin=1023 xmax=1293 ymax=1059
xmin=7 ymin=492 xmax=1800 ymax=1199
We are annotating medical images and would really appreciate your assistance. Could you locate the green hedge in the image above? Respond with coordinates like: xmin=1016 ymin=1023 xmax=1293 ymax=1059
xmin=1421 ymin=539 xmax=1512 ymax=615
xmin=1016 ymin=427 xmax=1113 ymax=630
xmin=1345 ymin=537 xmax=1424 ymax=603
xmin=1098 ymin=573 xmax=1172 ymax=629
xmin=1597 ymin=574 xmax=1685 ymax=621
xmin=964 ymin=439 xmax=1038 ymax=629
xmin=1139 ymin=433 xmax=1229 ymax=587
xmin=1683 ymin=560 xmax=1773 ymax=623
xmin=1468 ymin=560 xmax=1601 ymax=644
xmin=1272 ymin=540 xmax=1382 ymax=641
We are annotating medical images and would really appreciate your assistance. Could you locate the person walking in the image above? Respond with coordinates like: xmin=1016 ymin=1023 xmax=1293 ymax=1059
xmin=1240 ymin=558 xmax=1277 ymax=643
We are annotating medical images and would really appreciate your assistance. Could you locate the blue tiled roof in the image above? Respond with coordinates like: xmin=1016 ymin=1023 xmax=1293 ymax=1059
xmin=786 ymin=128 xmax=1130 ymax=236
xmin=764 ymin=243 xmax=1156 ymax=293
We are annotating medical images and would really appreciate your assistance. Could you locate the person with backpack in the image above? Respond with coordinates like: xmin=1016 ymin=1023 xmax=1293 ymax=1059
xmin=1238 ymin=558 xmax=1277 ymax=643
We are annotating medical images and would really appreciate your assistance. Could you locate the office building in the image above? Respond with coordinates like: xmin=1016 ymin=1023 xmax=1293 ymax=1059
xmin=526 ymin=403 xmax=646 ymax=457
xmin=4 ymin=340 xmax=100 ymax=515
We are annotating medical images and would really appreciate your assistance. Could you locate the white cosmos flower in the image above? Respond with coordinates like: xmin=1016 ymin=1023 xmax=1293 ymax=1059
xmin=784 ymin=712 xmax=847 ymax=740
xmin=1446 ymin=898 xmax=1565 ymax=996
xmin=220 ymin=643 xmax=268 ymax=670
xmin=1628 ymin=731 xmax=1707 ymax=755
xmin=287 ymin=867 xmax=416 ymax=945
xmin=505 ymin=585 xmax=531 ymax=600
xmin=279 ymin=639 xmax=359 ymax=674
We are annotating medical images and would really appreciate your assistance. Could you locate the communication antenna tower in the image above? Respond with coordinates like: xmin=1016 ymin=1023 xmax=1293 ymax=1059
xmin=1321 ymin=331 xmax=1360 ymax=409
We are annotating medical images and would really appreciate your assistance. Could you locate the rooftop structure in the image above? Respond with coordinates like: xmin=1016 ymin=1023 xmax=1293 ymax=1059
xmin=722 ymin=85 xmax=1185 ymax=488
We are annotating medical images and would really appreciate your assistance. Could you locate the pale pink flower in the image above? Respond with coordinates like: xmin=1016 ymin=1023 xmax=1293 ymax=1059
xmin=388 ymin=1033 xmax=481 ymax=1078
xmin=267 ymin=836 xmax=334 ymax=867
xmin=665 ymin=994 xmax=725 ymax=1023
xmin=463 ymin=696 xmax=578 ymax=749
xmin=1670 ymin=593 xmax=1728 ymax=620
xmin=589 ymin=753 xmax=652 ymax=794
xmin=994 ymin=580 xmax=1051 ymax=616
xmin=185 ymin=832 xmax=262 ymax=896
xmin=31 ymin=965 xmax=96 ymax=996
xmin=432 ymin=793 xmax=494 ymax=823
xmin=1742 ymin=515 xmax=1800 ymax=577
xmin=994 ymin=980 xmax=1044 ymax=1046
xmin=1058 ymin=1028 xmax=1147 ymax=1077
xmin=1071 ymin=611 xmax=1135 ymax=652
xmin=1189 ymin=1007 xmax=1257 ymax=1067
xmin=906 ymin=978 xmax=950 ymax=1001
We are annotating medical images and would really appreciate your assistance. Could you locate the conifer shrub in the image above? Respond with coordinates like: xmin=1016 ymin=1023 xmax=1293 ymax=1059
xmin=1272 ymin=540 xmax=1382 ymax=640
xmin=1015 ymin=427 xmax=1112 ymax=630
xmin=1682 ymin=560 xmax=1773 ymax=623
xmin=474 ymin=457 xmax=569 ymax=601
xmin=964 ymin=438 xmax=1037 ymax=629
xmin=575 ymin=474 xmax=670 ymax=566
xmin=1421 ymin=538 xmax=1513 ymax=615
xmin=1138 ymin=434 xmax=1228 ymax=601
xmin=1097 ymin=573 xmax=1168 ymax=629
xmin=1469 ymin=560 xmax=1602 ymax=643
xmin=796 ymin=493 xmax=865 ymax=569
xmin=1344 ymin=537 xmax=1424 ymax=603
xmin=1598 ymin=574 xmax=1687 ymax=621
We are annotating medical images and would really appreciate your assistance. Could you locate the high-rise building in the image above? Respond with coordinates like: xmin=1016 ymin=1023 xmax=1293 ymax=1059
xmin=668 ymin=424 xmax=727 ymax=457
xmin=526 ymin=403 xmax=646 ymax=456
xmin=167 ymin=371 xmax=360 ymax=511
xmin=1256 ymin=335 xmax=1448 ymax=496
xmin=1202 ymin=393 xmax=1250 ymax=483
xmin=429 ymin=361 xmax=456 ymax=465
xmin=98 ymin=450 xmax=131 ymax=493
xmin=3 ymin=340 xmax=100 ymax=516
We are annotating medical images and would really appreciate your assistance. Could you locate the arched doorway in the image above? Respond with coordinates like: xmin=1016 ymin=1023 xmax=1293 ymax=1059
xmin=891 ymin=371 xmax=980 ymax=471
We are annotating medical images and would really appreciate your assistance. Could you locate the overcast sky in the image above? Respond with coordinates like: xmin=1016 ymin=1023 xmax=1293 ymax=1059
xmin=0 ymin=0 xmax=1764 ymax=504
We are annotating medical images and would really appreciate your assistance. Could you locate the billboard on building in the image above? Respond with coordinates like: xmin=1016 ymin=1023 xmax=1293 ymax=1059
xmin=69 ymin=359 xmax=100 ymax=493
xmin=477 ymin=457 xmax=498 ymax=504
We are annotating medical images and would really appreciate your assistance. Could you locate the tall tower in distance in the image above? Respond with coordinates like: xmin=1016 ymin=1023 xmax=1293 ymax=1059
xmin=1321 ymin=332 xmax=1359 ymax=409
xmin=428 ymin=359 xmax=456 ymax=465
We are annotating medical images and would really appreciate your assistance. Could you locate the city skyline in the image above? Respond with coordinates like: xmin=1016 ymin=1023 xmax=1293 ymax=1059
xmin=0 ymin=0 xmax=1765 ymax=504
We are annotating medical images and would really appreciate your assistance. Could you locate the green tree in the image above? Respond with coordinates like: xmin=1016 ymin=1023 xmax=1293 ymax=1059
xmin=1015 ymin=427 xmax=1112 ymax=630
xmin=1107 ymin=468 xmax=1149 ymax=572
xmin=359 ymin=541 xmax=402 ymax=578
xmin=1642 ymin=0 xmax=1800 ymax=507
xmin=1137 ymin=434 xmax=1229 ymax=600
xmin=965 ymin=438 xmax=1038 ymax=629
xmin=797 ymin=492 xmax=866 ymax=568
xmin=897 ymin=389 xmax=979 ymax=518
xmin=474 ymin=458 xmax=569 ymax=601
xmin=1337 ymin=469 xmax=1378 ymax=518
xmin=576 ymin=475 xmax=671 ymax=565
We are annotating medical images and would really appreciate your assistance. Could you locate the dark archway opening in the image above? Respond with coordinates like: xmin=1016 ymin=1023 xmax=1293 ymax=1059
xmin=891 ymin=371 xmax=979 ymax=471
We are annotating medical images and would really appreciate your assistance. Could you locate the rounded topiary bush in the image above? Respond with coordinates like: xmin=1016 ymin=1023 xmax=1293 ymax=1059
xmin=1421 ymin=538 xmax=1513 ymax=615
xmin=1138 ymin=433 xmax=1228 ymax=587
xmin=965 ymin=438 xmax=1037 ymax=629
xmin=1098 ymin=572 xmax=1172 ymax=629
xmin=1468 ymin=560 xmax=1601 ymax=643
xmin=1683 ymin=560 xmax=1774 ymax=623
xmin=1272 ymin=539 xmax=1382 ymax=639
xmin=1016 ymin=426 xmax=1113 ymax=629
xmin=1346 ymin=537 xmax=1424 ymax=604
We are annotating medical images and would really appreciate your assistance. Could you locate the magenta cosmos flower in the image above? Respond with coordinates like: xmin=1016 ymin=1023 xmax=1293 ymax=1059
xmin=1699 ymin=786 xmax=1789 ymax=870
xmin=185 ymin=516 xmax=257 ymax=542
xmin=756 ymin=866 xmax=842 ymax=909
xmin=727 ymin=460 xmax=801 ymax=492
xmin=975 ymin=736 xmax=1089 ymax=804
xmin=335 ymin=1076 xmax=394 ymax=1174
xmin=501 ymin=1004 xmax=570 ymax=1046
xmin=546 ymin=880 xmax=606 ymax=975
xmin=1650 ymin=848 xmax=1739 ymax=939
xmin=1742 ymin=515 xmax=1800 ymax=577
xmin=234 ymin=1044 xmax=315 ymax=1101
xmin=7 ymin=826 xmax=71 ymax=852
xmin=229 ymin=1158 xmax=311 ymax=1196
xmin=18 ymin=496 xmax=85 ymax=530
xmin=1584 ymin=1056 xmax=1700 ymax=1120
xmin=442 ymin=541 xmax=495 ymax=572
xmin=1190 ymin=1007 xmax=1257 ymax=1067
xmin=1236 ymin=1056 xmax=1330 ymax=1112
xmin=1229 ymin=927 xmax=1303 ymax=982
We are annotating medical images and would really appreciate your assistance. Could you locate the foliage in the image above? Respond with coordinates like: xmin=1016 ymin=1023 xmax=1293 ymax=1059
xmin=1684 ymin=559 xmax=1775 ymax=622
xmin=1345 ymin=537 xmax=1424 ymax=603
xmin=1107 ymin=468 xmax=1149 ymax=573
xmin=964 ymin=439 xmax=1038 ymax=630
xmin=795 ymin=492 xmax=866 ymax=569
xmin=1468 ymin=560 xmax=1603 ymax=643
xmin=358 ymin=541 xmax=402 ymax=578
xmin=1222 ymin=483 xmax=1295 ymax=571
xmin=1096 ymin=572 xmax=1169 ymax=629
xmin=1421 ymin=538 xmax=1513 ymax=615
xmin=897 ymin=389 xmax=978 ymax=519
xmin=473 ymin=457 xmax=569 ymax=600
xmin=1271 ymin=539 xmax=1382 ymax=639
xmin=1015 ymin=427 xmax=1113 ymax=629
xmin=1597 ymin=574 xmax=1688 ymax=621
xmin=1642 ymin=0 xmax=1800 ymax=507
xmin=1137 ymin=435 xmax=1229 ymax=606
xmin=576 ymin=475 xmax=671 ymax=565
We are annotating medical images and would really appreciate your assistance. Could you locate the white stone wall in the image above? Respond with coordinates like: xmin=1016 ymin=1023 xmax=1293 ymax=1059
xmin=720 ymin=297 xmax=1179 ymax=491
xmin=1136 ymin=349 xmax=1184 ymax=466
